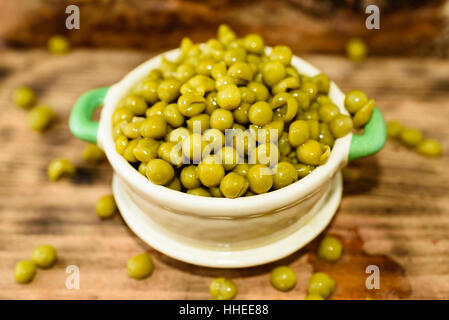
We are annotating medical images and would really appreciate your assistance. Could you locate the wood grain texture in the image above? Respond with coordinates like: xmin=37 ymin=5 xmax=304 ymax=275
xmin=0 ymin=49 xmax=448 ymax=299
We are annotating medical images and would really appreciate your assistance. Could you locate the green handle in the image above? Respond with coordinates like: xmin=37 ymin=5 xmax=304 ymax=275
xmin=69 ymin=87 xmax=109 ymax=144
xmin=348 ymin=107 xmax=386 ymax=162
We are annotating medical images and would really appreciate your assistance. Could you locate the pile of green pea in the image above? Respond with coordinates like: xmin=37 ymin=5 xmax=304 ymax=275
xmin=112 ymin=25 xmax=374 ymax=198
xmin=387 ymin=121 xmax=443 ymax=157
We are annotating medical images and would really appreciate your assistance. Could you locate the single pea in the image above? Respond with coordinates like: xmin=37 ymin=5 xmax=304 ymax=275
xmin=112 ymin=107 xmax=134 ymax=125
xmin=313 ymin=74 xmax=331 ymax=94
xmin=13 ymin=86 xmax=36 ymax=109
xmin=307 ymin=120 xmax=320 ymax=140
xmin=318 ymin=103 xmax=340 ymax=123
xmin=318 ymin=122 xmax=335 ymax=147
xmin=227 ymin=62 xmax=253 ymax=84
xmin=198 ymin=157 xmax=225 ymax=187
xmin=318 ymin=236 xmax=343 ymax=262
xmin=122 ymin=138 xmax=139 ymax=163
xmin=233 ymin=102 xmax=251 ymax=125
xmin=400 ymin=128 xmax=424 ymax=147
xmin=14 ymin=260 xmax=37 ymax=284
xmin=262 ymin=61 xmax=286 ymax=87
xmin=210 ymin=277 xmax=238 ymax=300
xmin=115 ymin=135 xmax=128 ymax=154
xmin=146 ymin=159 xmax=175 ymax=185
xmin=247 ymin=164 xmax=273 ymax=194
xmin=140 ymin=115 xmax=167 ymax=139
xmin=291 ymin=90 xmax=310 ymax=111
xmin=307 ymin=272 xmax=336 ymax=299
xmin=387 ymin=120 xmax=404 ymax=139
xmin=224 ymin=47 xmax=246 ymax=66
xmin=232 ymin=163 xmax=250 ymax=177
xmin=31 ymin=245 xmax=58 ymax=268
xmin=187 ymin=114 xmax=210 ymax=133
xmin=134 ymin=79 xmax=159 ymax=104
xmin=216 ymin=146 xmax=239 ymax=171
xmin=220 ymin=172 xmax=249 ymax=198
xmin=248 ymin=101 xmax=273 ymax=126
xmin=127 ymin=253 xmax=154 ymax=279
xmin=177 ymin=93 xmax=206 ymax=117
xmin=330 ymin=114 xmax=353 ymax=138
xmin=353 ymin=99 xmax=375 ymax=129
xmin=300 ymin=81 xmax=318 ymax=101
xmin=271 ymin=93 xmax=298 ymax=122
xmin=243 ymin=34 xmax=265 ymax=54
xmin=203 ymin=128 xmax=225 ymax=150
xmin=216 ymin=84 xmax=241 ymax=110
xmin=305 ymin=295 xmax=324 ymax=300
xmin=346 ymin=38 xmax=367 ymax=62
xmin=182 ymin=133 xmax=207 ymax=162
xmin=187 ymin=187 xmax=212 ymax=197
xmin=270 ymin=266 xmax=297 ymax=291
xmin=342 ymin=166 xmax=360 ymax=182
xmin=270 ymin=45 xmax=292 ymax=65
xmin=27 ymin=106 xmax=56 ymax=132
xmin=209 ymin=186 xmax=224 ymax=197
xmin=233 ymin=131 xmax=257 ymax=156
xmin=210 ymin=108 xmax=234 ymax=132
xmin=165 ymin=177 xmax=182 ymax=192
xmin=296 ymin=140 xmax=323 ymax=165
xmin=211 ymin=61 xmax=227 ymax=80
xmin=247 ymin=82 xmax=269 ymax=101
xmin=180 ymin=165 xmax=201 ymax=189
xmin=133 ymin=138 xmax=159 ymax=162
xmin=205 ymin=92 xmax=219 ymax=115
xmin=416 ymin=139 xmax=443 ymax=157
xmin=167 ymin=127 xmax=190 ymax=143
xmin=120 ymin=118 xmax=144 ymax=139
xmin=47 ymin=158 xmax=76 ymax=181
xmin=163 ymin=103 xmax=185 ymax=128
xmin=344 ymin=90 xmax=368 ymax=114
xmin=138 ymin=162 xmax=147 ymax=175
xmin=95 ymin=194 xmax=117 ymax=219
xmin=123 ymin=95 xmax=147 ymax=115
xmin=296 ymin=163 xmax=314 ymax=178
xmin=288 ymin=120 xmax=310 ymax=147
xmin=250 ymin=142 xmax=279 ymax=167
xmin=48 ymin=35 xmax=70 ymax=54
xmin=273 ymin=77 xmax=301 ymax=95
xmin=273 ymin=162 xmax=298 ymax=189
xmin=82 ymin=144 xmax=106 ymax=163
xmin=157 ymin=79 xmax=181 ymax=103
xmin=196 ymin=58 xmax=215 ymax=77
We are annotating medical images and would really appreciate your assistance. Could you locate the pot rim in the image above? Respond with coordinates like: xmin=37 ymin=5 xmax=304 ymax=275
xmin=97 ymin=48 xmax=350 ymax=217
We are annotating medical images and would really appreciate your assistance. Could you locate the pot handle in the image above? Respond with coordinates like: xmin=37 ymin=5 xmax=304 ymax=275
xmin=348 ymin=107 xmax=387 ymax=162
xmin=69 ymin=87 xmax=109 ymax=144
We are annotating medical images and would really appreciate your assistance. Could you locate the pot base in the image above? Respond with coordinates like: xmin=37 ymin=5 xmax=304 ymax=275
xmin=113 ymin=172 xmax=342 ymax=268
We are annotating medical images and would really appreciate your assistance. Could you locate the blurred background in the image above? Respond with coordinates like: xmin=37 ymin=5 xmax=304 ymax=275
xmin=1 ymin=0 xmax=448 ymax=57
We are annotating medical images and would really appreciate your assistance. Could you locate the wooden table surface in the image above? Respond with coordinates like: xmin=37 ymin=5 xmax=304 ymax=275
xmin=0 ymin=49 xmax=448 ymax=300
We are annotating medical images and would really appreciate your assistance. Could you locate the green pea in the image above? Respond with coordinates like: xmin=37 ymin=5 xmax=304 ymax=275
xmin=47 ymin=158 xmax=76 ymax=181
xmin=296 ymin=140 xmax=323 ymax=165
xmin=182 ymin=133 xmax=207 ymax=162
xmin=305 ymin=295 xmax=324 ymax=300
xmin=157 ymin=79 xmax=181 ymax=103
xmin=146 ymin=159 xmax=175 ymax=185
xmin=175 ymin=63 xmax=196 ymax=83
xmin=133 ymin=79 xmax=159 ymax=104
xmin=140 ymin=115 xmax=167 ymax=139
xmin=290 ymin=90 xmax=310 ymax=111
xmin=167 ymin=127 xmax=190 ymax=143
xmin=262 ymin=61 xmax=286 ymax=87
xmin=295 ymin=163 xmax=314 ymax=178
xmin=344 ymin=90 xmax=368 ymax=114
xmin=187 ymin=187 xmax=211 ymax=197
xmin=273 ymin=162 xmax=298 ymax=189
xmin=115 ymin=135 xmax=128 ymax=155
xmin=247 ymin=164 xmax=273 ymax=194
xmin=318 ymin=236 xmax=343 ymax=262
xmin=127 ymin=253 xmax=154 ymax=279
xmin=211 ymin=61 xmax=227 ymax=80
xmin=248 ymin=101 xmax=273 ymax=126
xmin=300 ymin=81 xmax=318 ymax=101
xmin=319 ymin=123 xmax=335 ymax=147
xmin=112 ymin=107 xmax=133 ymax=125
xmin=288 ymin=120 xmax=310 ymax=147
xmin=133 ymin=138 xmax=159 ymax=162
xmin=270 ymin=266 xmax=297 ymax=291
xmin=95 ymin=194 xmax=117 ymax=219
xmin=48 ymin=35 xmax=70 ymax=54
xmin=181 ymin=165 xmax=201 ymax=189
xmin=166 ymin=177 xmax=182 ymax=191
xmin=146 ymin=101 xmax=167 ymax=118
xmin=353 ymin=99 xmax=375 ymax=129
xmin=247 ymin=82 xmax=269 ymax=101
xmin=198 ymin=156 xmax=225 ymax=187
xmin=232 ymin=163 xmax=250 ymax=177
xmin=164 ymin=103 xmax=185 ymax=128
xmin=123 ymin=95 xmax=148 ymax=115
xmin=82 ymin=144 xmax=106 ymax=163
xmin=312 ymin=74 xmax=331 ymax=94
xmin=400 ymin=128 xmax=424 ymax=147
xmin=243 ymin=34 xmax=265 ymax=54
xmin=120 ymin=118 xmax=144 ymax=139
xmin=14 ymin=260 xmax=37 ymax=284
xmin=216 ymin=146 xmax=239 ymax=171
xmin=210 ymin=277 xmax=237 ymax=300
xmin=196 ymin=58 xmax=215 ymax=77
xmin=416 ymin=139 xmax=443 ymax=157
xmin=307 ymin=120 xmax=320 ymax=140
xmin=123 ymin=138 xmax=139 ymax=162
xmin=272 ymin=77 xmax=301 ymax=95
xmin=31 ymin=245 xmax=58 ymax=268
xmin=330 ymin=114 xmax=353 ymax=138
xmin=27 ymin=106 xmax=56 ymax=132
xmin=217 ymin=84 xmax=241 ymax=110
xmin=307 ymin=272 xmax=336 ymax=299
xmin=210 ymin=108 xmax=234 ymax=132
xmin=157 ymin=142 xmax=183 ymax=167
xmin=227 ymin=62 xmax=253 ymax=84
xmin=346 ymin=38 xmax=367 ymax=62
xmin=177 ymin=94 xmax=206 ymax=117
xmin=386 ymin=120 xmax=404 ymax=139
xmin=271 ymin=93 xmax=298 ymax=122
xmin=342 ymin=166 xmax=360 ymax=182
xmin=250 ymin=142 xmax=279 ymax=167
xmin=318 ymin=103 xmax=340 ymax=122
xmin=13 ymin=86 xmax=36 ymax=109
xmin=205 ymin=92 xmax=219 ymax=115
xmin=270 ymin=45 xmax=292 ymax=65
xmin=219 ymin=172 xmax=249 ymax=198
xmin=278 ymin=132 xmax=291 ymax=156
xmin=187 ymin=114 xmax=210 ymax=133
xmin=224 ymin=47 xmax=246 ymax=66
xmin=218 ymin=24 xmax=237 ymax=46
xmin=138 ymin=162 xmax=147 ymax=175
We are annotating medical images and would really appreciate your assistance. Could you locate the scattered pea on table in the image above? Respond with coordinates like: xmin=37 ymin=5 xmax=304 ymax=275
xmin=13 ymin=86 xmax=36 ymax=110
xmin=31 ymin=245 xmax=58 ymax=268
xmin=14 ymin=260 xmax=37 ymax=284
xmin=270 ymin=266 xmax=297 ymax=292
xmin=127 ymin=253 xmax=154 ymax=280
xmin=95 ymin=195 xmax=117 ymax=219
xmin=209 ymin=277 xmax=238 ymax=300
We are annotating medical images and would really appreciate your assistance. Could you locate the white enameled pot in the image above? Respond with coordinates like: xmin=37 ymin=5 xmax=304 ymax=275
xmin=70 ymin=48 xmax=386 ymax=268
